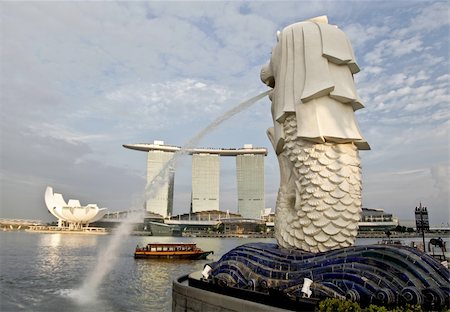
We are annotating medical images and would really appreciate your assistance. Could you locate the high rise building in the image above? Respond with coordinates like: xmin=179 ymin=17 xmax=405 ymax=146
xmin=124 ymin=141 xmax=267 ymax=219
xmin=191 ymin=153 xmax=220 ymax=212
xmin=236 ymin=154 xmax=265 ymax=219
xmin=146 ymin=148 xmax=175 ymax=217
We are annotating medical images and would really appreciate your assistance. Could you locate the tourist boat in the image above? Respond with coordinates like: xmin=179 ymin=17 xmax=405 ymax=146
xmin=134 ymin=243 xmax=213 ymax=260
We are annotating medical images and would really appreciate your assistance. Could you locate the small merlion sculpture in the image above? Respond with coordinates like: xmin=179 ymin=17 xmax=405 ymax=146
xmin=261 ymin=16 xmax=370 ymax=253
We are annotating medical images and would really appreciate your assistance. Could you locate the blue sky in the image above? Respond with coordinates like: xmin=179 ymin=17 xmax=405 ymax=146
xmin=1 ymin=1 xmax=448 ymax=226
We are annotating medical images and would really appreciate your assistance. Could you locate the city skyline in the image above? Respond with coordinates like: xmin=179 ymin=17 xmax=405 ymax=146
xmin=1 ymin=1 xmax=448 ymax=225
xmin=129 ymin=140 xmax=267 ymax=219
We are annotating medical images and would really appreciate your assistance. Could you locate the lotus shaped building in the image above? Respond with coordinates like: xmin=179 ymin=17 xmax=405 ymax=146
xmin=45 ymin=186 xmax=108 ymax=229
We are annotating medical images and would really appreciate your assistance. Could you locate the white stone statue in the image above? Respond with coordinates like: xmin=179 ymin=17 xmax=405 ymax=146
xmin=261 ymin=16 xmax=370 ymax=253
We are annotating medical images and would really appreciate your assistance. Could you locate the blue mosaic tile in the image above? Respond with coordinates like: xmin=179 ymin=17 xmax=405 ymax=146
xmin=207 ymin=243 xmax=449 ymax=309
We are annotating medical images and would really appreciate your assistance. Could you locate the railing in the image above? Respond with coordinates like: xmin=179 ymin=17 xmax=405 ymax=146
xmin=26 ymin=225 xmax=107 ymax=233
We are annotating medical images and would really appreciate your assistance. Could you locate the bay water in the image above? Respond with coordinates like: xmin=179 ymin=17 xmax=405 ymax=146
xmin=0 ymin=232 xmax=274 ymax=312
xmin=0 ymin=232 xmax=446 ymax=312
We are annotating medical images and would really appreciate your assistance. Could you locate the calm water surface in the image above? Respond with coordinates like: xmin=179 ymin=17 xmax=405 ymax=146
xmin=0 ymin=232 xmax=275 ymax=312
xmin=1 ymin=232 xmax=447 ymax=312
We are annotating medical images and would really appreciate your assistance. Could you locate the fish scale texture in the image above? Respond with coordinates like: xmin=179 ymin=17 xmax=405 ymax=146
xmin=275 ymin=114 xmax=362 ymax=252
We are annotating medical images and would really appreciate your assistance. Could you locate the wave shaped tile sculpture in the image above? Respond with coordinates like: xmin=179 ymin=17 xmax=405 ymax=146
xmin=45 ymin=186 xmax=107 ymax=228
xmin=207 ymin=243 xmax=450 ymax=310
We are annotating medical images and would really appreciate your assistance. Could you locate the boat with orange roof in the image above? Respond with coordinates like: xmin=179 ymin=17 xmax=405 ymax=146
xmin=134 ymin=242 xmax=213 ymax=260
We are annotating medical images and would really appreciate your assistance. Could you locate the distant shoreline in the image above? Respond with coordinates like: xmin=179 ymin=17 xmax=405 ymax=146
xmin=3 ymin=226 xmax=448 ymax=240
xmin=0 ymin=227 xmax=450 ymax=239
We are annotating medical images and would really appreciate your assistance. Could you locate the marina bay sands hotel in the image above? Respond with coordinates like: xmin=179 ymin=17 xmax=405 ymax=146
xmin=123 ymin=141 xmax=267 ymax=219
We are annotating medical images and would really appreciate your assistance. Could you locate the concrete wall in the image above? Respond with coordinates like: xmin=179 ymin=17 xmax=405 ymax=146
xmin=173 ymin=275 xmax=287 ymax=312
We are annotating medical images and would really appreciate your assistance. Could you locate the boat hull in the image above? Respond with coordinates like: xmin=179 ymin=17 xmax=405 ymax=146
xmin=134 ymin=251 xmax=212 ymax=260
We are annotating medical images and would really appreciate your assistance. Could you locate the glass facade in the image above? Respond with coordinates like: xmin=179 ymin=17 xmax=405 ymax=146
xmin=140 ymin=144 xmax=267 ymax=218
xmin=236 ymin=154 xmax=265 ymax=219
xmin=146 ymin=150 xmax=175 ymax=217
xmin=191 ymin=154 xmax=220 ymax=212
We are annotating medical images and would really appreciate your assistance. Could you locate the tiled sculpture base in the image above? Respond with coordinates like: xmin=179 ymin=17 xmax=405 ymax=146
xmin=206 ymin=243 xmax=449 ymax=310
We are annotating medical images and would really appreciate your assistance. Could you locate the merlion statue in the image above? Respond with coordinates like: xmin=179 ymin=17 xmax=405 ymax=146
xmin=261 ymin=16 xmax=370 ymax=253
xmin=185 ymin=18 xmax=449 ymax=312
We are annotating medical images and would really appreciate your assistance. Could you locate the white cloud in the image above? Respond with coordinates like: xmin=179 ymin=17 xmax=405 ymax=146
xmin=344 ymin=23 xmax=390 ymax=49
xmin=102 ymin=79 xmax=233 ymax=130
xmin=397 ymin=2 xmax=450 ymax=36
xmin=1 ymin=1 xmax=449 ymax=224
xmin=364 ymin=35 xmax=424 ymax=65
xmin=430 ymin=164 xmax=449 ymax=198
xmin=27 ymin=123 xmax=110 ymax=144
xmin=436 ymin=74 xmax=450 ymax=82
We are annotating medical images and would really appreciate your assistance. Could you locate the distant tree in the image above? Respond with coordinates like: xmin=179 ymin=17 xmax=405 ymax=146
xmin=255 ymin=224 xmax=266 ymax=233
xmin=393 ymin=225 xmax=408 ymax=233
xmin=316 ymin=299 xmax=423 ymax=312
xmin=366 ymin=304 xmax=422 ymax=312
xmin=316 ymin=298 xmax=360 ymax=312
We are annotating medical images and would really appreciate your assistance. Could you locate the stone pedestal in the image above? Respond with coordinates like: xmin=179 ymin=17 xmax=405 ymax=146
xmin=173 ymin=273 xmax=289 ymax=312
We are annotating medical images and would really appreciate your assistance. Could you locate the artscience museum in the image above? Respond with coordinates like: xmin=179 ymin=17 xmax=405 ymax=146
xmin=44 ymin=186 xmax=108 ymax=230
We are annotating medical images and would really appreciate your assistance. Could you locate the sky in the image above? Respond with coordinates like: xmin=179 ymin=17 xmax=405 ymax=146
xmin=0 ymin=1 xmax=448 ymax=226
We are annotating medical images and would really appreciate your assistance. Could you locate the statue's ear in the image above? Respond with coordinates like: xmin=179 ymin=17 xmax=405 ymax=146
xmin=276 ymin=30 xmax=281 ymax=42
xmin=260 ymin=63 xmax=275 ymax=87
